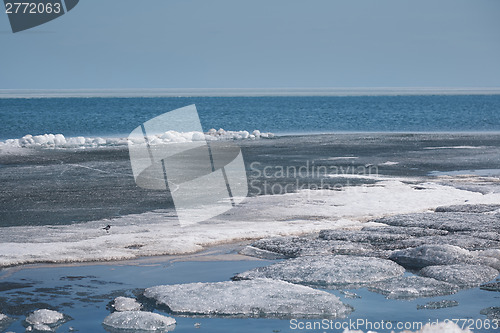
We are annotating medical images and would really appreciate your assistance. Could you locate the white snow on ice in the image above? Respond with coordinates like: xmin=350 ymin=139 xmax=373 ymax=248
xmin=112 ymin=297 xmax=142 ymax=312
xmin=26 ymin=309 xmax=64 ymax=326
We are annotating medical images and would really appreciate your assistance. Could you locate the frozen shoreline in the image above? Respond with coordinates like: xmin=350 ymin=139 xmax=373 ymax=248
xmin=1 ymin=176 xmax=500 ymax=268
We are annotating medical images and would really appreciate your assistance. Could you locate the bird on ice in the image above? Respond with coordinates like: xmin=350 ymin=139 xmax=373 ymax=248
xmin=102 ymin=225 xmax=111 ymax=232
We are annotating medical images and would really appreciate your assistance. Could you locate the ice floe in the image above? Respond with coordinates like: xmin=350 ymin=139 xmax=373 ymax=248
xmin=376 ymin=212 xmax=500 ymax=233
xmin=234 ymin=255 xmax=404 ymax=288
xmin=144 ymin=278 xmax=353 ymax=319
xmin=319 ymin=229 xmax=409 ymax=244
xmin=102 ymin=311 xmax=176 ymax=331
xmin=247 ymin=236 xmax=335 ymax=258
xmin=435 ymin=204 xmax=500 ymax=213
xmin=239 ymin=245 xmax=289 ymax=260
xmin=360 ymin=225 xmax=449 ymax=237
xmin=398 ymin=234 xmax=500 ymax=251
xmin=0 ymin=314 xmax=6 ymax=321
xmin=112 ymin=297 xmax=142 ymax=312
xmin=368 ymin=276 xmax=459 ymax=299
xmin=417 ymin=300 xmax=459 ymax=310
xmin=418 ymin=264 xmax=498 ymax=287
xmin=2 ymin=179 xmax=500 ymax=267
xmin=26 ymin=309 xmax=65 ymax=326
xmin=389 ymin=245 xmax=475 ymax=269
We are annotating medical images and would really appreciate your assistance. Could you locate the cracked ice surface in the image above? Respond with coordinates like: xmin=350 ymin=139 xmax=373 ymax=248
xmin=234 ymin=255 xmax=405 ymax=288
xmin=2 ymin=180 xmax=498 ymax=267
xmin=144 ymin=278 xmax=353 ymax=319
xmin=368 ymin=276 xmax=459 ymax=299
xmin=419 ymin=264 xmax=498 ymax=287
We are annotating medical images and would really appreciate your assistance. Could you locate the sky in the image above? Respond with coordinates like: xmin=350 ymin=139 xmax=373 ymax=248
xmin=0 ymin=0 xmax=499 ymax=90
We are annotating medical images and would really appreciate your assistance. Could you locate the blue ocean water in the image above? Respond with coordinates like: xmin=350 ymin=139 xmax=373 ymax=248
xmin=1 ymin=95 xmax=500 ymax=140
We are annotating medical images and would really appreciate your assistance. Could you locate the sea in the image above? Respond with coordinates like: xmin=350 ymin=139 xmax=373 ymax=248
xmin=0 ymin=92 xmax=500 ymax=332
xmin=1 ymin=94 xmax=500 ymax=139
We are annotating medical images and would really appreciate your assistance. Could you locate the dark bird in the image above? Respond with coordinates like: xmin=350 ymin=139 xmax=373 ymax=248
xmin=102 ymin=225 xmax=111 ymax=233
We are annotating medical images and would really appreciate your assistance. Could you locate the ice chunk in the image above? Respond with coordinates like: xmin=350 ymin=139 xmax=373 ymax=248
xmin=480 ymin=307 xmax=500 ymax=320
xmin=361 ymin=225 xmax=449 ymax=237
xmin=419 ymin=264 xmax=498 ymax=287
xmin=435 ymin=204 xmax=500 ymax=213
xmin=112 ymin=297 xmax=142 ymax=312
xmin=234 ymin=255 xmax=405 ymax=288
xmin=32 ymin=323 xmax=52 ymax=331
xmin=144 ymin=278 xmax=353 ymax=319
xmin=26 ymin=309 xmax=65 ymax=326
xmin=249 ymin=236 xmax=391 ymax=259
xmin=389 ymin=244 xmax=474 ymax=269
xmin=417 ymin=300 xmax=459 ymax=310
xmin=250 ymin=236 xmax=335 ymax=258
xmin=0 ymin=314 xmax=6 ymax=321
xmin=375 ymin=212 xmax=500 ymax=233
xmin=102 ymin=311 xmax=176 ymax=331
xmin=368 ymin=276 xmax=459 ymax=299
xmin=319 ymin=229 xmax=409 ymax=244
xmin=239 ymin=246 xmax=289 ymax=260
xmin=475 ymin=249 xmax=500 ymax=260
xmin=480 ymin=281 xmax=500 ymax=292
xmin=398 ymin=234 xmax=500 ymax=251
xmin=329 ymin=241 xmax=392 ymax=258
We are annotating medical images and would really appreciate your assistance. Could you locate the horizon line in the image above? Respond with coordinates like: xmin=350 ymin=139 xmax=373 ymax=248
xmin=1 ymin=87 xmax=500 ymax=98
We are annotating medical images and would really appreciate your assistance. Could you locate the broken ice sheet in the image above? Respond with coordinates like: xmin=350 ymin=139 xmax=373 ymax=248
xmin=419 ymin=264 xmax=499 ymax=287
xmin=244 ymin=236 xmax=390 ymax=259
xmin=144 ymin=278 xmax=353 ymax=319
xmin=102 ymin=311 xmax=176 ymax=332
xmin=234 ymin=255 xmax=404 ymax=288
xmin=368 ymin=276 xmax=459 ymax=300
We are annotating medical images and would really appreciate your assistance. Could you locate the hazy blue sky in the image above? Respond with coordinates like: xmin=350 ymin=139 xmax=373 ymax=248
xmin=1 ymin=0 xmax=499 ymax=89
